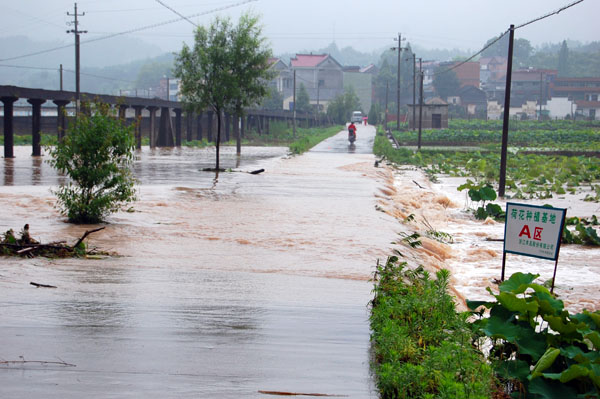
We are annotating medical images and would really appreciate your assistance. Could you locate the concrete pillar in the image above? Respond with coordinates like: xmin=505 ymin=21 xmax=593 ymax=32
xmin=207 ymin=111 xmax=213 ymax=142
xmin=175 ymin=108 xmax=182 ymax=146
xmin=186 ymin=112 xmax=192 ymax=142
xmin=133 ymin=106 xmax=145 ymax=149
xmin=196 ymin=113 xmax=203 ymax=140
xmin=147 ymin=106 xmax=158 ymax=148
xmin=27 ymin=98 xmax=46 ymax=157
xmin=1 ymin=96 xmax=18 ymax=158
xmin=53 ymin=100 xmax=70 ymax=140
xmin=225 ymin=112 xmax=231 ymax=142
xmin=240 ymin=115 xmax=246 ymax=138
xmin=118 ymin=104 xmax=128 ymax=121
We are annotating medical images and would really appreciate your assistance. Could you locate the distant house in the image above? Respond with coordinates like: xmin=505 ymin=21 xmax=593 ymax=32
xmin=575 ymin=100 xmax=600 ymax=120
xmin=285 ymin=53 xmax=345 ymax=112
xmin=439 ymin=61 xmax=480 ymax=88
xmin=550 ymin=77 xmax=600 ymax=102
xmin=268 ymin=57 xmax=292 ymax=94
xmin=511 ymin=69 xmax=557 ymax=104
xmin=479 ymin=56 xmax=507 ymax=83
xmin=458 ymin=85 xmax=487 ymax=116
xmin=407 ymin=97 xmax=448 ymax=129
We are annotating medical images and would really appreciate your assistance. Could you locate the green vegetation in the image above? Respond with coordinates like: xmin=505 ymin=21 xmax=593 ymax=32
xmin=374 ymin=123 xmax=600 ymax=201
xmin=0 ymin=134 xmax=58 ymax=146
xmin=393 ymin=120 xmax=600 ymax=151
xmin=468 ymin=272 xmax=600 ymax=399
xmin=370 ymin=256 xmax=493 ymax=399
xmin=48 ymin=102 xmax=137 ymax=224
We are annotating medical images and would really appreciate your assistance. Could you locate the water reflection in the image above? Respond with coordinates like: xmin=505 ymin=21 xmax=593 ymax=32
xmin=31 ymin=156 xmax=42 ymax=185
xmin=3 ymin=157 xmax=14 ymax=186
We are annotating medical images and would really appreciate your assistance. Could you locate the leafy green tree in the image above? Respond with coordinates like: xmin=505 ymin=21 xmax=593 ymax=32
xmin=175 ymin=17 xmax=234 ymax=171
xmin=49 ymin=102 xmax=136 ymax=224
xmin=230 ymin=12 xmax=273 ymax=154
xmin=295 ymin=83 xmax=311 ymax=113
xmin=558 ymin=40 xmax=570 ymax=77
xmin=432 ymin=68 xmax=460 ymax=100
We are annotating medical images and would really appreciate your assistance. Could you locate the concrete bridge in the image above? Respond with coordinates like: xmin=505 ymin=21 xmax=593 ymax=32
xmin=0 ymin=85 xmax=315 ymax=158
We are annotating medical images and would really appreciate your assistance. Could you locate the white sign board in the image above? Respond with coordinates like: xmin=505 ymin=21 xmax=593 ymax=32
xmin=504 ymin=203 xmax=566 ymax=261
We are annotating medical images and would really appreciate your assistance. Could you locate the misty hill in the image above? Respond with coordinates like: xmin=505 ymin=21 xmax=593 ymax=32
xmin=0 ymin=35 xmax=165 ymax=92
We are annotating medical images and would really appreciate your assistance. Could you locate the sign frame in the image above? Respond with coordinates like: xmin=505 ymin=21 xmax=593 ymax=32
xmin=501 ymin=202 xmax=567 ymax=293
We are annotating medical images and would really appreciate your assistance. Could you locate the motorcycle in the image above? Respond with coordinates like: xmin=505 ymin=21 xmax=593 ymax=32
xmin=348 ymin=127 xmax=356 ymax=144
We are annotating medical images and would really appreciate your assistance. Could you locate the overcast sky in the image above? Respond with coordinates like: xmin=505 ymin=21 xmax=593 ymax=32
xmin=0 ymin=0 xmax=597 ymax=58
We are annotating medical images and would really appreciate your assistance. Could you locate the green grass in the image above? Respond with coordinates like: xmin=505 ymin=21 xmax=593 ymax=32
xmin=370 ymin=256 xmax=493 ymax=399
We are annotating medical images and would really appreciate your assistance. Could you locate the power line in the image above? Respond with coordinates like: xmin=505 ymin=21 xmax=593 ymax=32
xmin=431 ymin=30 xmax=509 ymax=77
xmin=0 ymin=0 xmax=257 ymax=63
xmin=515 ymin=0 xmax=584 ymax=30
xmin=155 ymin=0 xmax=198 ymax=27
xmin=432 ymin=0 xmax=585 ymax=77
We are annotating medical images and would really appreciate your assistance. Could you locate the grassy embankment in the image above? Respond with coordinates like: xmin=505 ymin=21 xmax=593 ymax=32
xmin=370 ymin=256 xmax=493 ymax=399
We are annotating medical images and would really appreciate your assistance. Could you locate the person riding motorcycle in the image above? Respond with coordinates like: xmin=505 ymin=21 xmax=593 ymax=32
xmin=348 ymin=122 xmax=357 ymax=143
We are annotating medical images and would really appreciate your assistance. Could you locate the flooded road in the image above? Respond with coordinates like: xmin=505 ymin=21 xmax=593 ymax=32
xmin=0 ymin=125 xmax=397 ymax=398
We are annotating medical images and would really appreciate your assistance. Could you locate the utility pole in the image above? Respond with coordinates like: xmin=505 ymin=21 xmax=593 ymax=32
xmin=292 ymin=69 xmax=296 ymax=138
xmin=67 ymin=2 xmax=86 ymax=115
xmin=384 ymin=81 xmax=389 ymax=131
xmin=539 ymin=72 xmax=543 ymax=121
xmin=499 ymin=24 xmax=515 ymax=198
xmin=418 ymin=58 xmax=424 ymax=151
xmin=411 ymin=54 xmax=416 ymax=130
xmin=316 ymin=69 xmax=320 ymax=124
xmin=391 ymin=33 xmax=404 ymax=129
xmin=59 ymin=64 xmax=63 ymax=91
xmin=166 ymin=76 xmax=170 ymax=101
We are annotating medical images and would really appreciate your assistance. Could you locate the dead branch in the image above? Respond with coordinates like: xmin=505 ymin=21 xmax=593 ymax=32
xmin=30 ymin=282 xmax=57 ymax=288
xmin=412 ymin=180 xmax=425 ymax=189
xmin=72 ymin=227 xmax=105 ymax=249
xmin=0 ymin=359 xmax=75 ymax=367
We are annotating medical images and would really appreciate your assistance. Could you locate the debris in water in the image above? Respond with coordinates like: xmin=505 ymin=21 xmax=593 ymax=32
xmin=30 ymin=282 xmax=57 ymax=288
xmin=258 ymin=390 xmax=348 ymax=397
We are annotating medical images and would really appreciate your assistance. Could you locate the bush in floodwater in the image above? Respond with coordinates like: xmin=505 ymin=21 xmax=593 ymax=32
xmin=370 ymin=256 xmax=493 ymax=399
xmin=468 ymin=272 xmax=600 ymax=399
xmin=48 ymin=102 xmax=137 ymax=224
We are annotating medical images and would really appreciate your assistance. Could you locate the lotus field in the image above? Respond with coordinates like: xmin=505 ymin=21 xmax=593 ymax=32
xmin=385 ymin=120 xmax=600 ymax=201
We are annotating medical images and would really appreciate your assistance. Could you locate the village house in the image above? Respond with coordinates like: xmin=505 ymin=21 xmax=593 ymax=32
xmin=407 ymin=97 xmax=448 ymax=129
xmin=283 ymin=53 xmax=345 ymax=112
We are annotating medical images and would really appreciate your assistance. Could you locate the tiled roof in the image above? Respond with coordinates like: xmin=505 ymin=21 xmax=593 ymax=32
xmin=290 ymin=54 xmax=329 ymax=68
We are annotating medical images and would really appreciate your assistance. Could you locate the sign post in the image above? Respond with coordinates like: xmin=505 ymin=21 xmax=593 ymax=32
xmin=502 ymin=203 xmax=566 ymax=293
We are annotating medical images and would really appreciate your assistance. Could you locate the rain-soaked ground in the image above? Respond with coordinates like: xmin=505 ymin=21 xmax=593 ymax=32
xmin=0 ymin=125 xmax=398 ymax=398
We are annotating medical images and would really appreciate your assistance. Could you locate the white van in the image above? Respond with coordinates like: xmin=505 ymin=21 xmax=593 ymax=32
xmin=351 ymin=111 xmax=362 ymax=123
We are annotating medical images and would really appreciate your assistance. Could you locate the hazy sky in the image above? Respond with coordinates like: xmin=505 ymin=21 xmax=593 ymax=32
xmin=0 ymin=0 xmax=597 ymax=58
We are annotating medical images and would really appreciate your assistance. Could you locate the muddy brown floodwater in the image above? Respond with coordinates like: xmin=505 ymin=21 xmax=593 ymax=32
xmin=0 ymin=125 xmax=398 ymax=398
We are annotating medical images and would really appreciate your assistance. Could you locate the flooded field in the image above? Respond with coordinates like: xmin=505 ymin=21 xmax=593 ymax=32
xmin=377 ymin=165 xmax=600 ymax=313
xmin=0 ymin=126 xmax=398 ymax=398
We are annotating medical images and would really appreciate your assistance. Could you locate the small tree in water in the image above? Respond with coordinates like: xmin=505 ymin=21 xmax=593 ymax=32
xmin=49 ymin=102 xmax=136 ymax=224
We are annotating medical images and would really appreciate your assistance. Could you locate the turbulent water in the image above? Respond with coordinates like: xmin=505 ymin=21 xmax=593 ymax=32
xmin=0 ymin=126 xmax=398 ymax=398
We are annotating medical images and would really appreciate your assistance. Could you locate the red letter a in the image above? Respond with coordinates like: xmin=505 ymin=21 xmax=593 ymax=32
xmin=519 ymin=224 xmax=531 ymax=238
